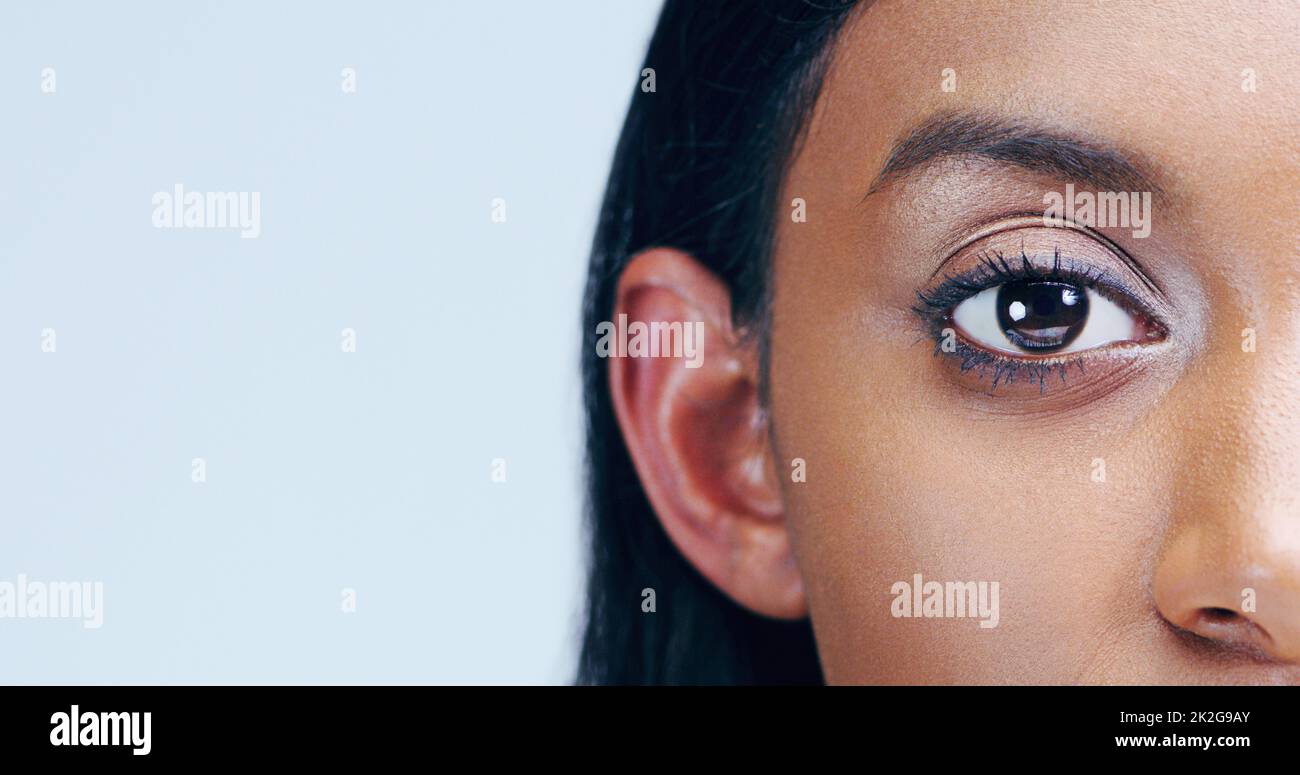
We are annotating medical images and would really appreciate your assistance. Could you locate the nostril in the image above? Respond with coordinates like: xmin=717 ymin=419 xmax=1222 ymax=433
xmin=1200 ymin=607 xmax=1240 ymax=624
xmin=1183 ymin=606 xmax=1274 ymax=653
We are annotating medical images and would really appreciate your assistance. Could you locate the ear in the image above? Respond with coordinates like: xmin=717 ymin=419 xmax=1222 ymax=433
xmin=606 ymin=247 xmax=806 ymax=619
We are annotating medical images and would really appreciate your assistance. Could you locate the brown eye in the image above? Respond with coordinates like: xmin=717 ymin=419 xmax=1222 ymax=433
xmin=951 ymin=279 xmax=1146 ymax=356
xmin=995 ymin=280 xmax=1089 ymax=352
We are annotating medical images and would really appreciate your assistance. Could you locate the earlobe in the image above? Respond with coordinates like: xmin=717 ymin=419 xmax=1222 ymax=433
xmin=606 ymin=248 xmax=807 ymax=620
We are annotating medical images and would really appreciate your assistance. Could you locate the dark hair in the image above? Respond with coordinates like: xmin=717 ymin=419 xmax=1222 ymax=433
xmin=578 ymin=1 xmax=861 ymax=685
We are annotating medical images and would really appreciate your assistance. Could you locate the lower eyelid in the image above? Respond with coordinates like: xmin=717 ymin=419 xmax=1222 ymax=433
xmin=928 ymin=291 xmax=1167 ymax=396
xmin=932 ymin=336 xmax=1154 ymax=398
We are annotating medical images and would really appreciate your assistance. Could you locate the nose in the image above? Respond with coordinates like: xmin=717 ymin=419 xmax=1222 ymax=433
xmin=1152 ymin=303 xmax=1300 ymax=661
xmin=1153 ymin=523 xmax=1300 ymax=661
xmin=1153 ymin=330 xmax=1300 ymax=661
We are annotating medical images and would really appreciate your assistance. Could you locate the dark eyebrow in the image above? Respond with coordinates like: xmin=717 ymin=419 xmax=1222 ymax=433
xmin=866 ymin=111 xmax=1163 ymax=199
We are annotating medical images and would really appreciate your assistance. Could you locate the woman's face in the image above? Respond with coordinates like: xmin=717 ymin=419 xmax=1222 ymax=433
xmin=769 ymin=0 xmax=1300 ymax=683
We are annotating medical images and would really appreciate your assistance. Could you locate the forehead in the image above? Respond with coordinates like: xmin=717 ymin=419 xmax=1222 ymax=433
xmin=810 ymin=1 xmax=1299 ymax=178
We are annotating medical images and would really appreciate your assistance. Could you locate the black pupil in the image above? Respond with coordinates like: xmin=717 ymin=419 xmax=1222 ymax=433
xmin=995 ymin=280 xmax=1088 ymax=351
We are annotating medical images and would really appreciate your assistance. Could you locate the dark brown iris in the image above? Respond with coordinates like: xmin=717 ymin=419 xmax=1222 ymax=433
xmin=996 ymin=280 xmax=1088 ymax=351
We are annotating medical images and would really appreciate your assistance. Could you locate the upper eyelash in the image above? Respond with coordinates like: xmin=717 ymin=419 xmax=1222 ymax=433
xmin=912 ymin=246 xmax=1125 ymax=318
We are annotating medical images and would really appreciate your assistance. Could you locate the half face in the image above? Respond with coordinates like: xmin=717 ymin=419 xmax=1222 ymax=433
xmin=769 ymin=0 xmax=1300 ymax=683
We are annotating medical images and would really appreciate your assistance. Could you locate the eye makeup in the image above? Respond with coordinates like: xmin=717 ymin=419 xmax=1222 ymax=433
xmin=912 ymin=224 xmax=1169 ymax=395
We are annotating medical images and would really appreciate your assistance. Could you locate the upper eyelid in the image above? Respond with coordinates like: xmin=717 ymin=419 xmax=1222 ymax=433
xmin=915 ymin=248 xmax=1170 ymax=335
xmin=926 ymin=217 xmax=1167 ymax=303
xmin=948 ymin=250 xmax=1119 ymax=299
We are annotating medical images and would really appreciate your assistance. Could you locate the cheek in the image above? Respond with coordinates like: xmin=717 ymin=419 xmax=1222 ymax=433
xmin=770 ymin=292 xmax=1167 ymax=683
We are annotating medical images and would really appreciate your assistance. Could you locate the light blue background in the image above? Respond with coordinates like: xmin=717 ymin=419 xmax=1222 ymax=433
xmin=0 ymin=0 xmax=661 ymax=683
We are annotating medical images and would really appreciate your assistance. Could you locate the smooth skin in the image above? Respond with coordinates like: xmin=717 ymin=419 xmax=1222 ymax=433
xmin=608 ymin=0 xmax=1300 ymax=683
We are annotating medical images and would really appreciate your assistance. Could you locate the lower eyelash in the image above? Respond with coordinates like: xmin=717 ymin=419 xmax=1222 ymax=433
xmin=934 ymin=337 xmax=1084 ymax=393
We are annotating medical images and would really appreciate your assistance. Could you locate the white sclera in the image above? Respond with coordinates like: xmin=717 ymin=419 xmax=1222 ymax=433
xmin=951 ymin=285 xmax=1136 ymax=355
